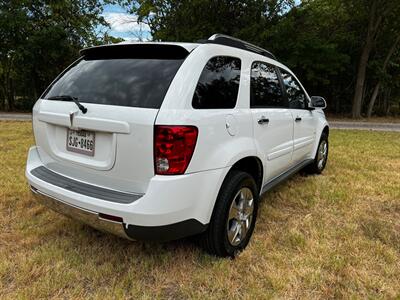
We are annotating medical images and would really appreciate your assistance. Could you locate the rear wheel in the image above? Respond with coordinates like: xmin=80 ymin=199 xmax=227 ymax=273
xmin=199 ymin=170 xmax=259 ymax=257
xmin=306 ymin=132 xmax=329 ymax=174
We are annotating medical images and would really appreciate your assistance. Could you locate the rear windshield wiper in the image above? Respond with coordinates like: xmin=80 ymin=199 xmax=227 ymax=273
xmin=47 ymin=95 xmax=88 ymax=114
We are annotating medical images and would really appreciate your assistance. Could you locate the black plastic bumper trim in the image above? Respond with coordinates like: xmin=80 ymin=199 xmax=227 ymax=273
xmin=124 ymin=219 xmax=208 ymax=242
xmin=31 ymin=166 xmax=142 ymax=204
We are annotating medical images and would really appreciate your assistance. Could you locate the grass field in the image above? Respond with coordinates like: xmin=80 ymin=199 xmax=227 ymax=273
xmin=0 ymin=121 xmax=399 ymax=299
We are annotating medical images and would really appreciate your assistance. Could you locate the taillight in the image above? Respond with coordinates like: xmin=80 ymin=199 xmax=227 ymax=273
xmin=154 ymin=125 xmax=198 ymax=175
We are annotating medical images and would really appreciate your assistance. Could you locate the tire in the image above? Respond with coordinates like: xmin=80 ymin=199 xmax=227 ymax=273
xmin=199 ymin=170 xmax=259 ymax=257
xmin=305 ymin=132 xmax=329 ymax=174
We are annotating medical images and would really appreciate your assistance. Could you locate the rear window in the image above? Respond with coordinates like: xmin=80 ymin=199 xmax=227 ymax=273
xmin=44 ymin=46 xmax=186 ymax=109
xmin=192 ymin=56 xmax=241 ymax=109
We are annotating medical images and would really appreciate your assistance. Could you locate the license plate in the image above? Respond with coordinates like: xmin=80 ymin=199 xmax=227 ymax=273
xmin=66 ymin=129 xmax=95 ymax=156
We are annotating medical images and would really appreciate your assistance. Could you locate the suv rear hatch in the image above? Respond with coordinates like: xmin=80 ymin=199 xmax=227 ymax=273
xmin=32 ymin=43 xmax=191 ymax=194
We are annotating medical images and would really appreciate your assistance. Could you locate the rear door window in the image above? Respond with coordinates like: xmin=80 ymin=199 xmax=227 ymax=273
xmin=44 ymin=46 xmax=186 ymax=109
xmin=250 ymin=62 xmax=285 ymax=108
xmin=192 ymin=56 xmax=241 ymax=109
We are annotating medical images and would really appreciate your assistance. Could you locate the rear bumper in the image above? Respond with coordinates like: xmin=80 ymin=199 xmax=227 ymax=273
xmin=30 ymin=185 xmax=132 ymax=240
xmin=26 ymin=146 xmax=229 ymax=241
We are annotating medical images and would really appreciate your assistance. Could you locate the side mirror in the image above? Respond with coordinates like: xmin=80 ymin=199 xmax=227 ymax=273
xmin=309 ymin=96 xmax=327 ymax=110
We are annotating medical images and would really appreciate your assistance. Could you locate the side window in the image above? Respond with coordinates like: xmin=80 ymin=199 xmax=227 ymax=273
xmin=250 ymin=62 xmax=285 ymax=108
xmin=192 ymin=56 xmax=241 ymax=109
xmin=280 ymin=69 xmax=307 ymax=109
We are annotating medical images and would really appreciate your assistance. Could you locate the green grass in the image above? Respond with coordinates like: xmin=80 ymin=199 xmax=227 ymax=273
xmin=1 ymin=121 xmax=399 ymax=299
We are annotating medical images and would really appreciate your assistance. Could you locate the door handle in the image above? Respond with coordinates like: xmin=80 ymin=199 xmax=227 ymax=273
xmin=258 ymin=117 xmax=270 ymax=125
xmin=295 ymin=117 xmax=302 ymax=122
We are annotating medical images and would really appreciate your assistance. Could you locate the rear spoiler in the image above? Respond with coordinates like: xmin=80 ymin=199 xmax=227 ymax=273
xmin=80 ymin=43 xmax=190 ymax=60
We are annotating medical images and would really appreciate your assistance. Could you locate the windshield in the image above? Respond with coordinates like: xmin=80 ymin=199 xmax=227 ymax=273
xmin=44 ymin=57 xmax=184 ymax=109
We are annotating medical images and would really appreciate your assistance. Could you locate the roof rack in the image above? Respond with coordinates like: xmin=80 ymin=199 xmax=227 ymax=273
xmin=204 ymin=34 xmax=277 ymax=60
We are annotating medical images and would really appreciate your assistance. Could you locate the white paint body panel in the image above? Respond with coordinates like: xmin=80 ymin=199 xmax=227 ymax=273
xmin=251 ymin=108 xmax=294 ymax=182
xmin=32 ymin=100 xmax=158 ymax=193
xmin=291 ymin=109 xmax=317 ymax=163
xmin=26 ymin=42 xmax=329 ymax=230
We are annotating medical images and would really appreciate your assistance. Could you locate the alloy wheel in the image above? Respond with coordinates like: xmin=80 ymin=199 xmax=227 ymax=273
xmin=226 ymin=187 xmax=254 ymax=246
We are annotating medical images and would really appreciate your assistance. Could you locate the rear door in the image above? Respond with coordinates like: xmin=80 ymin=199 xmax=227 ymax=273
xmin=33 ymin=44 xmax=189 ymax=194
xmin=279 ymin=68 xmax=316 ymax=163
xmin=250 ymin=61 xmax=294 ymax=183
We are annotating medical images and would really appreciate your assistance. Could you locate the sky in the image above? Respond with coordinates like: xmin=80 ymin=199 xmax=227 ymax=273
xmin=101 ymin=4 xmax=152 ymax=41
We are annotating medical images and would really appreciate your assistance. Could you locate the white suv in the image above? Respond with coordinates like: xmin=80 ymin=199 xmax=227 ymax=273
xmin=26 ymin=34 xmax=329 ymax=257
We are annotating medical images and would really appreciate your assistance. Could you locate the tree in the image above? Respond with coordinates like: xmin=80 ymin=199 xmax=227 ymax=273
xmin=265 ymin=0 xmax=354 ymax=112
xmin=119 ymin=0 xmax=294 ymax=42
xmin=118 ymin=0 xmax=400 ymax=117
xmin=350 ymin=0 xmax=400 ymax=118
xmin=0 ymin=1 xmax=29 ymax=110
xmin=366 ymin=34 xmax=400 ymax=117
xmin=2 ymin=0 xmax=399 ymax=116
xmin=0 ymin=0 xmax=109 ymax=111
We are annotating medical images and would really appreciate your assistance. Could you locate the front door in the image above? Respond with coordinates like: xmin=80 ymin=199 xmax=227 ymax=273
xmin=279 ymin=68 xmax=316 ymax=163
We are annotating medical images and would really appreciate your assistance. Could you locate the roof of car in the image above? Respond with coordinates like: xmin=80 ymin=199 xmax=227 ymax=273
xmin=81 ymin=35 xmax=277 ymax=62
xmin=117 ymin=37 xmax=277 ymax=60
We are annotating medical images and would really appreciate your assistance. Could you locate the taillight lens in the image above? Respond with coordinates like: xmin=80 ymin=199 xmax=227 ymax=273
xmin=154 ymin=125 xmax=198 ymax=175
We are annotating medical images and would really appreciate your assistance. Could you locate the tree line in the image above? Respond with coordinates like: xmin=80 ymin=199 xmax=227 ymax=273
xmin=1 ymin=0 xmax=400 ymax=118
xmin=0 ymin=0 xmax=119 ymax=111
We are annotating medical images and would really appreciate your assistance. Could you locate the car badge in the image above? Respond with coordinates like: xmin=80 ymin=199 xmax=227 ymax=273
xmin=69 ymin=110 xmax=78 ymax=128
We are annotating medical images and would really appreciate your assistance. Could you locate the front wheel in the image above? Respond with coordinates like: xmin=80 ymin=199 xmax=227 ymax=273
xmin=199 ymin=170 xmax=259 ymax=257
xmin=306 ymin=132 xmax=329 ymax=174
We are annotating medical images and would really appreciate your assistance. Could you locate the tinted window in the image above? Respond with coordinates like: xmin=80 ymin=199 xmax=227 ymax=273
xmin=280 ymin=69 xmax=307 ymax=109
xmin=251 ymin=62 xmax=285 ymax=107
xmin=44 ymin=58 xmax=184 ymax=109
xmin=192 ymin=56 xmax=241 ymax=109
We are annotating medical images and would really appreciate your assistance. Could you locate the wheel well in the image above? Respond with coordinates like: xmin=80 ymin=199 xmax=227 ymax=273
xmin=322 ymin=126 xmax=329 ymax=136
xmin=230 ymin=156 xmax=263 ymax=192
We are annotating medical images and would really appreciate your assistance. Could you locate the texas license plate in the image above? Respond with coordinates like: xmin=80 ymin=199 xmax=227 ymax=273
xmin=66 ymin=129 xmax=95 ymax=156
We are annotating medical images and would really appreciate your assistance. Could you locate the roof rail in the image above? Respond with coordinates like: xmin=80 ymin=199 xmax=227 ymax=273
xmin=205 ymin=34 xmax=277 ymax=60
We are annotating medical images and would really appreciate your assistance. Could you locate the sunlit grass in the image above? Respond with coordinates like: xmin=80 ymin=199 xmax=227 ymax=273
xmin=0 ymin=121 xmax=399 ymax=298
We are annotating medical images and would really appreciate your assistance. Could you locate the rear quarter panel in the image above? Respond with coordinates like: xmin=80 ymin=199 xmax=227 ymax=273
xmin=156 ymin=44 xmax=257 ymax=173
